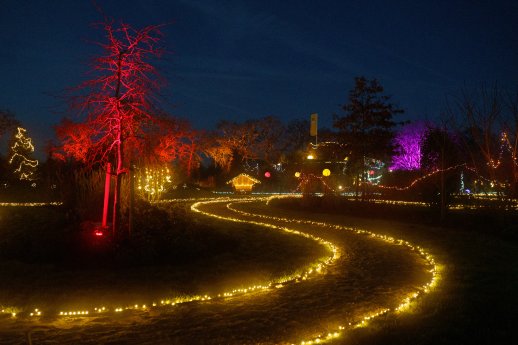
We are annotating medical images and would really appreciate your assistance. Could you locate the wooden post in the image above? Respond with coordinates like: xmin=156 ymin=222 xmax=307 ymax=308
xmin=102 ymin=162 xmax=111 ymax=228
xmin=128 ymin=164 xmax=134 ymax=237
xmin=440 ymin=131 xmax=446 ymax=224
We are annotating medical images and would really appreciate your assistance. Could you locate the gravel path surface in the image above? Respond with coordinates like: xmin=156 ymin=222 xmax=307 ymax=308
xmin=0 ymin=198 xmax=433 ymax=345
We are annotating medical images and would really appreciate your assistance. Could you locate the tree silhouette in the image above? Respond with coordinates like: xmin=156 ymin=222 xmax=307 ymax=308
xmin=207 ymin=116 xmax=289 ymax=173
xmin=334 ymin=76 xmax=404 ymax=198
xmin=282 ymin=119 xmax=310 ymax=162
xmin=455 ymin=85 xmax=502 ymax=184
xmin=421 ymin=125 xmax=462 ymax=220
xmin=454 ymin=84 xmax=518 ymax=196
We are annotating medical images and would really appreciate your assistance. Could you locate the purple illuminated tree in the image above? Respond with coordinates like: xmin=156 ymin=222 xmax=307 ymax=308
xmin=390 ymin=122 xmax=428 ymax=171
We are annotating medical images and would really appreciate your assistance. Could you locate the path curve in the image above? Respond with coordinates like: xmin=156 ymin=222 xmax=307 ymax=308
xmin=0 ymin=197 xmax=438 ymax=344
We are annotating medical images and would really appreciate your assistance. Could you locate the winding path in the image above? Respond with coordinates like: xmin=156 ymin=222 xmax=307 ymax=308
xmin=0 ymin=197 xmax=438 ymax=344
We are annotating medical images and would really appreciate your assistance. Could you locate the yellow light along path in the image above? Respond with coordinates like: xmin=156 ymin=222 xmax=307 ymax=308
xmin=0 ymin=196 xmax=440 ymax=345
xmin=225 ymin=197 xmax=439 ymax=345
xmin=0 ymin=197 xmax=338 ymax=321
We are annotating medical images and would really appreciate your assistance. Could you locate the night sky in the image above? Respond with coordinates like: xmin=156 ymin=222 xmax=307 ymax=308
xmin=1 ymin=0 xmax=517 ymax=157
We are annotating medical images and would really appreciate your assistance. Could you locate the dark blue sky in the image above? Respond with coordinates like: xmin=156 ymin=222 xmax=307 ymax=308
xmin=1 ymin=0 xmax=517 ymax=157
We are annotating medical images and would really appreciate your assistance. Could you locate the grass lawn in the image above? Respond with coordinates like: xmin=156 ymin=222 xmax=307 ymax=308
xmin=268 ymin=197 xmax=518 ymax=345
xmin=0 ymin=202 xmax=328 ymax=318
xmin=1 ymin=196 xmax=516 ymax=344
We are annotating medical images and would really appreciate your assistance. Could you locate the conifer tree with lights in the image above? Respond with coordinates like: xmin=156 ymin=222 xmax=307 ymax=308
xmin=8 ymin=127 xmax=39 ymax=181
xmin=334 ymin=76 xmax=404 ymax=199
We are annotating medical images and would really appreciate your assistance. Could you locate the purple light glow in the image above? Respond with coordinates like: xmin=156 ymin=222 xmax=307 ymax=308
xmin=390 ymin=122 xmax=427 ymax=171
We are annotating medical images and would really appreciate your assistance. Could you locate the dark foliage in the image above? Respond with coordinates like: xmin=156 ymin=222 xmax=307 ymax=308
xmin=333 ymin=76 xmax=404 ymax=197
xmin=273 ymin=196 xmax=518 ymax=240
xmin=420 ymin=126 xmax=463 ymax=207
xmin=0 ymin=202 xmax=242 ymax=269
xmin=0 ymin=109 xmax=19 ymax=138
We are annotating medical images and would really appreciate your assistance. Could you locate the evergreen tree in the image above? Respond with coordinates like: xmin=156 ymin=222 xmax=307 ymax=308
xmin=333 ymin=76 xmax=404 ymax=198
xmin=8 ymin=127 xmax=38 ymax=180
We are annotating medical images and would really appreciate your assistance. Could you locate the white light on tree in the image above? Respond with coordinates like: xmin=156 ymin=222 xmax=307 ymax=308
xmin=8 ymin=127 xmax=38 ymax=180
xmin=136 ymin=166 xmax=172 ymax=202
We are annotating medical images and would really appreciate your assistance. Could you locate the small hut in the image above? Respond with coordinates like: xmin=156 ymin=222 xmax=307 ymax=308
xmin=227 ymin=173 xmax=260 ymax=193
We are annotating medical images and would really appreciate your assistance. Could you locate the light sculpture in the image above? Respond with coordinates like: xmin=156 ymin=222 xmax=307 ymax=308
xmin=136 ymin=166 xmax=172 ymax=202
xmin=8 ymin=127 xmax=38 ymax=180
xmin=227 ymin=173 xmax=260 ymax=192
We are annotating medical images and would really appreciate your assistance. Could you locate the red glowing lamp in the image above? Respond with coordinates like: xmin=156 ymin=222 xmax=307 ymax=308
xmin=264 ymin=171 xmax=271 ymax=178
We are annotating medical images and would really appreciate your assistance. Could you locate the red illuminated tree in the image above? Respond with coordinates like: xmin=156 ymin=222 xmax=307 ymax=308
xmin=55 ymin=20 xmax=166 ymax=236
xmin=141 ymin=116 xmax=202 ymax=177
xmin=205 ymin=134 xmax=234 ymax=171
xmin=206 ymin=116 xmax=288 ymax=172
xmin=173 ymin=128 xmax=205 ymax=178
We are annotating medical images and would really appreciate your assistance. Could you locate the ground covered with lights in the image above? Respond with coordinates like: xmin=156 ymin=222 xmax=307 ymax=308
xmin=0 ymin=196 xmax=517 ymax=344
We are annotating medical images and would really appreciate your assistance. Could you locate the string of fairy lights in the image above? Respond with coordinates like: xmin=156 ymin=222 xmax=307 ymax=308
xmin=297 ymin=144 xmax=516 ymax=196
xmin=487 ymin=132 xmax=518 ymax=169
xmin=0 ymin=197 xmax=339 ymax=324
xmin=294 ymin=164 xmax=470 ymax=195
xmin=374 ymin=164 xmax=467 ymax=191
xmin=136 ymin=166 xmax=173 ymax=202
xmin=294 ymin=173 xmax=336 ymax=193
xmin=375 ymin=164 xmax=511 ymax=192
xmin=0 ymin=196 xmax=440 ymax=345
xmin=0 ymin=202 xmax=62 ymax=207
xmin=191 ymin=197 xmax=340 ymax=283
xmin=267 ymin=193 xmax=518 ymax=216
xmin=227 ymin=196 xmax=439 ymax=345
xmin=8 ymin=127 xmax=39 ymax=181
xmin=152 ymin=196 xmax=223 ymax=204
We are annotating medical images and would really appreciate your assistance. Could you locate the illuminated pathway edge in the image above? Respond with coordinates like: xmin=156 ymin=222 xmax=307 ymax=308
xmin=0 ymin=196 xmax=440 ymax=345
xmin=0 ymin=197 xmax=338 ymax=321
xmin=227 ymin=196 xmax=440 ymax=345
